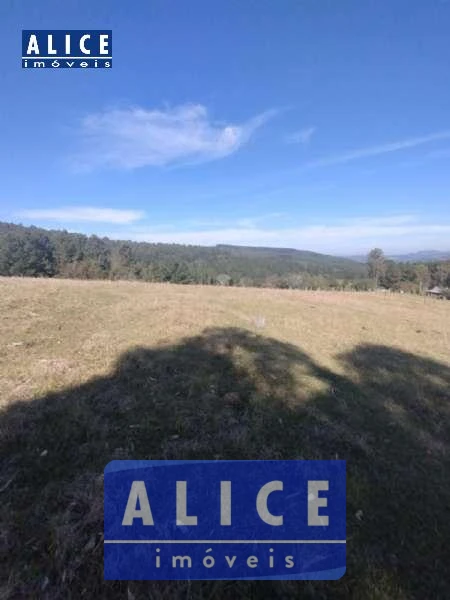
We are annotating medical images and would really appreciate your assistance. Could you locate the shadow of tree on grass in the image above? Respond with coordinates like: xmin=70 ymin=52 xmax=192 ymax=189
xmin=1 ymin=327 xmax=449 ymax=599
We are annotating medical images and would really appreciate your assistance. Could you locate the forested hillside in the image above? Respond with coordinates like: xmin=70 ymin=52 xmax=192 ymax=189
xmin=0 ymin=221 xmax=367 ymax=288
xmin=0 ymin=221 xmax=449 ymax=292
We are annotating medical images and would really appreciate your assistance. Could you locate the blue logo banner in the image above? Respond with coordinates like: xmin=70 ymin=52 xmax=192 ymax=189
xmin=104 ymin=460 xmax=346 ymax=580
xmin=22 ymin=30 xmax=112 ymax=68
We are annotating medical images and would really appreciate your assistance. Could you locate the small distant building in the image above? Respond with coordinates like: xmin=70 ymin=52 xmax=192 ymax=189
xmin=425 ymin=286 xmax=447 ymax=299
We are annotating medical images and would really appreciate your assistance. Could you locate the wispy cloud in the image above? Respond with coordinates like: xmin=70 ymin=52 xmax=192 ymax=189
xmin=72 ymin=104 xmax=277 ymax=171
xmin=303 ymin=130 xmax=450 ymax=169
xmin=103 ymin=214 xmax=450 ymax=254
xmin=179 ymin=213 xmax=286 ymax=230
xmin=16 ymin=207 xmax=145 ymax=224
xmin=399 ymin=147 xmax=450 ymax=168
xmin=285 ymin=126 xmax=316 ymax=145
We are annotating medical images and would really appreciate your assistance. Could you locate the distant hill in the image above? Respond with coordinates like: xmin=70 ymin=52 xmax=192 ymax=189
xmin=347 ymin=250 xmax=450 ymax=264
xmin=388 ymin=250 xmax=450 ymax=262
xmin=215 ymin=244 xmax=367 ymax=275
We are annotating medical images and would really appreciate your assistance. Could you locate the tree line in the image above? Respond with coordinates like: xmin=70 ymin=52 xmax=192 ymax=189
xmin=0 ymin=222 xmax=449 ymax=293
xmin=367 ymin=247 xmax=450 ymax=295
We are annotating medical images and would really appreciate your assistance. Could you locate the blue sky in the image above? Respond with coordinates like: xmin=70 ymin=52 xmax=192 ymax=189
xmin=1 ymin=0 xmax=450 ymax=254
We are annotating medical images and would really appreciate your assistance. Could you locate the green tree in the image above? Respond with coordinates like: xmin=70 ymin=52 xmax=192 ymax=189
xmin=0 ymin=230 xmax=55 ymax=276
xmin=368 ymin=248 xmax=386 ymax=287
xmin=415 ymin=264 xmax=431 ymax=294
xmin=382 ymin=260 xmax=402 ymax=290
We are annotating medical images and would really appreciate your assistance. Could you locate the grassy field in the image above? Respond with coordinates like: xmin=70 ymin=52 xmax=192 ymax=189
xmin=1 ymin=277 xmax=449 ymax=599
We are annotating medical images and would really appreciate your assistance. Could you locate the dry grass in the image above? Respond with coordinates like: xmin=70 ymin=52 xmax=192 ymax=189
xmin=1 ymin=277 xmax=449 ymax=599
xmin=2 ymin=278 xmax=448 ymax=405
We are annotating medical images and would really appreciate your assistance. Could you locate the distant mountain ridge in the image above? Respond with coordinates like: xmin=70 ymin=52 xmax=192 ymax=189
xmin=347 ymin=250 xmax=450 ymax=263
xmin=389 ymin=250 xmax=450 ymax=262
xmin=215 ymin=244 xmax=365 ymax=270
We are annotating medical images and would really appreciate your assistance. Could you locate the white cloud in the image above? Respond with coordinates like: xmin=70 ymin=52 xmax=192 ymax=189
xmin=16 ymin=207 xmax=145 ymax=224
xmin=72 ymin=104 xmax=277 ymax=170
xmin=285 ymin=126 xmax=316 ymax=145
xmin=303 ymin=130 xmax=450 ymax=169
xmin=103 ymin=214 xmax=450 ymax=254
